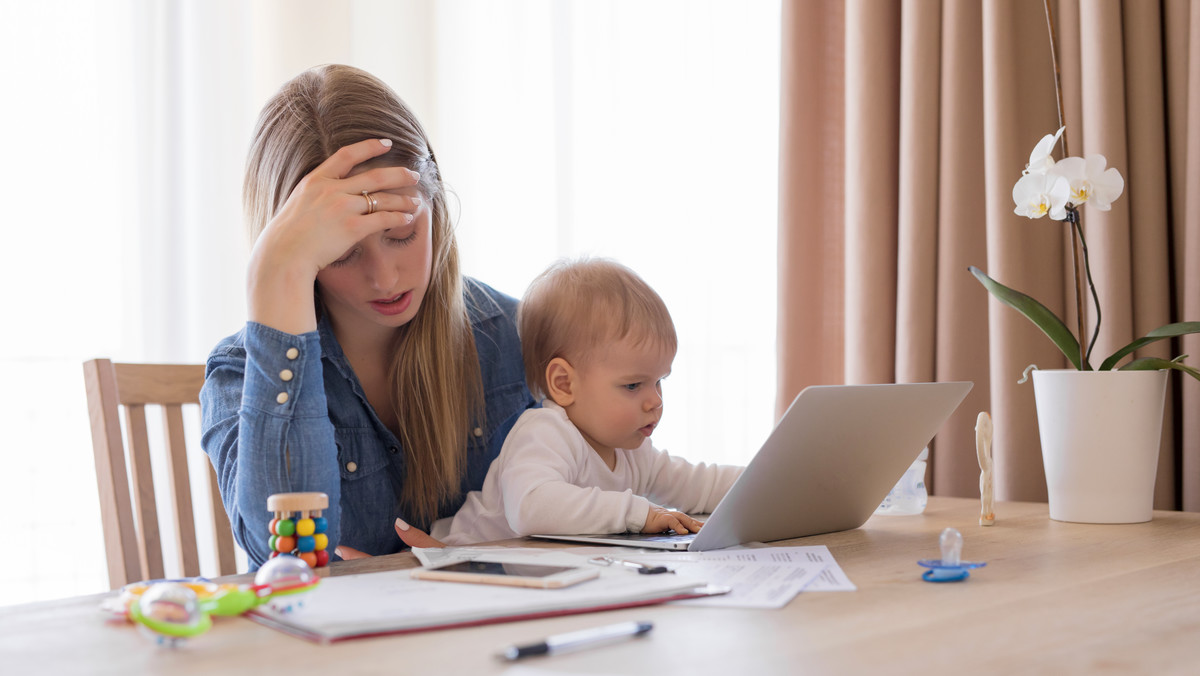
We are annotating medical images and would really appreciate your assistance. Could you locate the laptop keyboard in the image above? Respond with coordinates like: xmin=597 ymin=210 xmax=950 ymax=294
xmin=599 ymin=532 xmax=698 ymax=543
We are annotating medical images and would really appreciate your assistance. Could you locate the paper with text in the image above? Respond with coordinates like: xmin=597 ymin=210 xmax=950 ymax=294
xmin=414 ymin=544 xmax=855 ymax=609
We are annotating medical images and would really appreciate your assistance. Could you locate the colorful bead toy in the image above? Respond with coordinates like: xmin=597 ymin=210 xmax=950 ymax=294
xmin=267 ymin=492 xmax=330 ymax=568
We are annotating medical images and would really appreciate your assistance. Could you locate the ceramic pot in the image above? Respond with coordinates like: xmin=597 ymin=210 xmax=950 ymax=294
xmin=1031 ymin=369 xmax=1168 ymax=523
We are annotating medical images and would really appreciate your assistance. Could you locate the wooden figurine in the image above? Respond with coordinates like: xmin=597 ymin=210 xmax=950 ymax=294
xmin=976 ymin=412 xmax=995 ymax=526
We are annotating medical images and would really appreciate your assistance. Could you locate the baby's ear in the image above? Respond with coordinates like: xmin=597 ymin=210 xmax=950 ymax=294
xmin=545 ymin=357 xmax=575 ymax=407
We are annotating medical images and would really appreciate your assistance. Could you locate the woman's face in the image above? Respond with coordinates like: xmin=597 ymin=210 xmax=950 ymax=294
xmin=315 ymin=182 xmax=434 ymax=342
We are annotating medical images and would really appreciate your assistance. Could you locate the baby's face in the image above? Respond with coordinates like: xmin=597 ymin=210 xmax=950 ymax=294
xmin=567 ymin=336 xmax=675 ymax=457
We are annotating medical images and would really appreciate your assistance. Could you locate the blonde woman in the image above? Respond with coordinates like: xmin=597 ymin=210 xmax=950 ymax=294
xmin=201 ymin=65 xmax=534 ymax=567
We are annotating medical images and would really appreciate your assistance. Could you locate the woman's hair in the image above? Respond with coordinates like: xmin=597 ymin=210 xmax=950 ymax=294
xmin=243 ymin=64 xmax=482 ymax=525
xmin=518 ymin=258 xmax=677 ymax=400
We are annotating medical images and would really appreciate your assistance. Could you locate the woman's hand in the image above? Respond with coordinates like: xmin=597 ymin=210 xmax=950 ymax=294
xmin=394 ymin=518 xmax=447 ymax=549
xmin=332 ymin=518 xmax=447 ymax=560
xmin=333 ymin=544 xmax=373 ymax=560
xmin=246 ymin=138 xmax=425 ymax=335
xmin=643 ymin=506 xmax=705 ymax=535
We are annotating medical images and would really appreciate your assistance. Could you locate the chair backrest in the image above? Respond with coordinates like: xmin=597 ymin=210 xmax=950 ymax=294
xmin=83 ymin=358 xmax=239 ymax=589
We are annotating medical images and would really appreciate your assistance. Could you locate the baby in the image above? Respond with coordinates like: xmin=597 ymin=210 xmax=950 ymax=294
xmin=429 ymin=258 xmax=743 ymax=545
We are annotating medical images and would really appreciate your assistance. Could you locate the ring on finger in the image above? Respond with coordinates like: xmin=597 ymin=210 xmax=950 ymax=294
xmin=361 ymin=190 xmax=378 ymax=215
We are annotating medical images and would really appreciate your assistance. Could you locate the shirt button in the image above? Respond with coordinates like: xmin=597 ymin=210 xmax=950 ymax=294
xmin=286 ymin=347 xmax=299 ymax=360
xmin=473 ymin=427 xmax=483 ymax=438
xmin=346 ymin=461 xmax=358 ymax=473
xmin=276 ymin=392 xmax=289 ymax=404
xmin=389 ymin=446 xmax=399 ymax=455
xmin=280 ymin=369 xmax=294 ymax=382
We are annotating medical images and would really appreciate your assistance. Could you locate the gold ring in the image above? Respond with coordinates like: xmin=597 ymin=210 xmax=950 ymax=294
xmin=361 ymin=190 xmax=377 ymax=215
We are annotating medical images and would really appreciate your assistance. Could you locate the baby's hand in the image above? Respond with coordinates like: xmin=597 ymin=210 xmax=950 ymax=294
xmin=642 ymin=506 xmax=704 ymax=535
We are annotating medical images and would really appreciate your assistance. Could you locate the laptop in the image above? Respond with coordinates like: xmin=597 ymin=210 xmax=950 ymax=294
xmin=532 ymin=381 xmax=972 ymax=551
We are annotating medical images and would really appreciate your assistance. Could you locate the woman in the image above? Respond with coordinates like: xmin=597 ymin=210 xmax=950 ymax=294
xmin=201 ymin=64 xmax=535 ymax=567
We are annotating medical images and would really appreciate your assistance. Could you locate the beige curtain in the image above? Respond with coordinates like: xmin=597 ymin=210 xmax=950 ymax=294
xmin=779 ymin=0 xmax=1200 ymax=509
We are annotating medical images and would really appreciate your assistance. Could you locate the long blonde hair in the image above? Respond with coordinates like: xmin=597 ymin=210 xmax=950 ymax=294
xmin=243 ymin=64 xmax=483 ymax=524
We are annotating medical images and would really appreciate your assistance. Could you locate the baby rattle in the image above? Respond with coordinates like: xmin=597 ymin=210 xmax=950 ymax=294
xmin=267 ymin=492 xmax=331 ymax=568
xmin=103 ymin=555 xmax=320 ymax=646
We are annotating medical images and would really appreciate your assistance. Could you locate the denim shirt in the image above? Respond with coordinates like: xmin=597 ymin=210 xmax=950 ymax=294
xmin=200 ymin=278 xmax=535 ymax=568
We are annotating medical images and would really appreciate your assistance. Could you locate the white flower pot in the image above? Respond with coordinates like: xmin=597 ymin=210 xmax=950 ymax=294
xmin=1031 ymin=369 xmax=1168 ymax=523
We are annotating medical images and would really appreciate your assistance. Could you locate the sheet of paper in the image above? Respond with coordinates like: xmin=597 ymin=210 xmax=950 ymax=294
xmin=556 ymin=544 xmax=854 ymax=607
xmin=414 ymin=544 xmax=855 ymax=609
xmin=546 ymin=543 xmax=857 ymax=594
xmin=638 ymin=558 xmax=824 ymax=608
xmin=734 ymin=543 xmax=858 ymax=592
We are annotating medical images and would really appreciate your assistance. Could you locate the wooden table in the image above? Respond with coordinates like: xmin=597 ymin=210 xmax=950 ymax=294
xmin=4 ymin=497 xmax=1199 ymax=674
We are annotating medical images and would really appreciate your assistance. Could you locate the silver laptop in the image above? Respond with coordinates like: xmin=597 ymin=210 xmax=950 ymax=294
xmin=532 ymin=381 xmax=972 ymax=551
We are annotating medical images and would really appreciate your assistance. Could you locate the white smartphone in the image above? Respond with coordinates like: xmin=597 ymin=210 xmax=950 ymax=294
xmin=409 ymin=560 xmax=600 ymax=589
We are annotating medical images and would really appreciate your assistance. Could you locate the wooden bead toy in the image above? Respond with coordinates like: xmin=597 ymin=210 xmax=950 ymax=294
xmin=266 ymin=492 xmax=330 ymax=568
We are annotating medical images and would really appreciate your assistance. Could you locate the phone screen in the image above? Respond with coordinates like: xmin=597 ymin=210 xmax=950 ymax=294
xmin=433 ymin=561 xmax=578 ymax=578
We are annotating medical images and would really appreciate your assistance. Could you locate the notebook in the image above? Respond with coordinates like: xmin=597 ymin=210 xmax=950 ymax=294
xmin=532 ymin=381 xmax=972 ymax=551
xmin=248 ymin=552 xmax=726 ymax=643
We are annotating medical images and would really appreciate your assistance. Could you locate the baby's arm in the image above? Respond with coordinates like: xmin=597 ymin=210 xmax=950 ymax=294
xmin=637 ymin=447 xmax=744 ymax=515
xmin=499 ymin=425 xmax=652 ymax=535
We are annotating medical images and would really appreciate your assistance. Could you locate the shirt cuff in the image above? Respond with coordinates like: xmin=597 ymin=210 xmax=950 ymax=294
xmin=241 ymin=321 xmax=327 ymax=418
xmin=625 ymin=496 xmax=652 ymax=532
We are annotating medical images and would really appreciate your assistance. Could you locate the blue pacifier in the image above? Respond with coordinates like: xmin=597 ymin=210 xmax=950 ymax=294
xmin=917 ymin=527 xmax=986 ymax=582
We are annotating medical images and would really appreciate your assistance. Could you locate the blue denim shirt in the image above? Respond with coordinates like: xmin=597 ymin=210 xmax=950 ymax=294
xmin=200 ymin=278 xmax=535 ymax=568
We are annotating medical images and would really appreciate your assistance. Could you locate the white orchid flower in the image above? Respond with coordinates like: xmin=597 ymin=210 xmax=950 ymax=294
xmin=1012 ymin=170 xmax=1070 ymax=220
xmin=1023 ymin=126 xmax=1066 ymax=176
xmin=1051 ymin=155 xmax=1125 ymax=210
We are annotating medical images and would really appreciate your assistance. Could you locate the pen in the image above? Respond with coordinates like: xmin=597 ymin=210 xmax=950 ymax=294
xmin=498 ymin=620 xmax=654 ymax=660
xmin=588 ymin=555 xmax=673 ymax=575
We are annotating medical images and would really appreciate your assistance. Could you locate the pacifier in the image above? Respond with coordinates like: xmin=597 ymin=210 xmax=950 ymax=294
xmin=917 ymin=527 xmax=987 ymax=582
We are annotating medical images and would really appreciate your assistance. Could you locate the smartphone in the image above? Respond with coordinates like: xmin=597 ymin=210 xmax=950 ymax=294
xmin=409 ymin=560 xmax=600 ymax=589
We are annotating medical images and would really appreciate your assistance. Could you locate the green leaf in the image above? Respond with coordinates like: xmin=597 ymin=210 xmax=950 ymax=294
xmin=968 ymin=266 xmax=1083 ymax=370
xmin=1118 ymin=356 xmax=1200 ymax=382
xmin=1098 ymin=322 xmax=1200 ymax=371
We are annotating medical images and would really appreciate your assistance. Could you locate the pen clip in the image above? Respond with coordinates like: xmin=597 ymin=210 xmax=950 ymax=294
xmin=587 ymin=556 xmax=672 ymax=575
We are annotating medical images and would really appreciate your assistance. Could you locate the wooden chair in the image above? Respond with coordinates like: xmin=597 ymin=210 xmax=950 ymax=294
xmin=83 ymin=358 xmax=239 ymax=589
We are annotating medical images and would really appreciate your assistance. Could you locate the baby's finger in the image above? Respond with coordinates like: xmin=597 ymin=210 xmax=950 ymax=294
xmin=664 ymin=515 xmax=690 ymax=535
xmin=315 ymin=138 xmax=396 ymax=179
xmin=674 ymin=513 xmax=704 ymax=534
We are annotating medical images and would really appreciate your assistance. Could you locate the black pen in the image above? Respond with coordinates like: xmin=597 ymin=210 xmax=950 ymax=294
xmin=498 ymin=620 xmax=654 ymax=660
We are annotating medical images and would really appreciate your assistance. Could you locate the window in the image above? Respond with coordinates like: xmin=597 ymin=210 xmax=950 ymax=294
xmin=0 ymin=0 xmax=779 ymax=605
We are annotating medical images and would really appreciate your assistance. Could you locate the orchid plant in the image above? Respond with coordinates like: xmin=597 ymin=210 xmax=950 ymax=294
xmin=969 ymin=127 xmax=1200 ymax=381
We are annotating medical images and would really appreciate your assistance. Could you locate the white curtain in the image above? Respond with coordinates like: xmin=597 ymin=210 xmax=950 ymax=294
xmin=0 ymin=0 xmax=779 ymax=605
